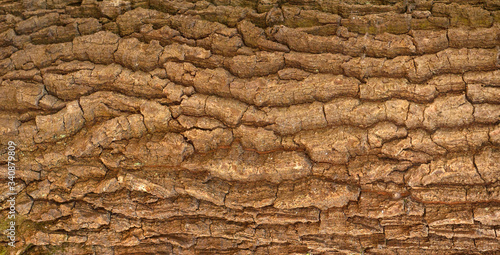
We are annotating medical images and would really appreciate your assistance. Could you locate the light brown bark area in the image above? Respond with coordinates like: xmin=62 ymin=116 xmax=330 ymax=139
xmin=0 ymin=0 xmax=500 ymax=254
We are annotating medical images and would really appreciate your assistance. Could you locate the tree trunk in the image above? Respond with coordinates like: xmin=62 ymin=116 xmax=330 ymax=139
xmin=1 ymin=0 xmax=499 ymax=254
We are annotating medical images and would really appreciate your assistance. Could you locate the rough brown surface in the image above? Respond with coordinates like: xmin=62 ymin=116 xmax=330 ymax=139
xmin=0 ymin=0 xmax=500 ymax=254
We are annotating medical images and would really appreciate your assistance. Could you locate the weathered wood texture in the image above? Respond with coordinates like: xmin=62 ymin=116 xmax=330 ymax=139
xmin=0 ymin=0 xmax=499 ymax=254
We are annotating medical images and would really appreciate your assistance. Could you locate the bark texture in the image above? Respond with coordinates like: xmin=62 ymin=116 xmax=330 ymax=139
xmin=1 ymin=0 xmax=500 ymax=254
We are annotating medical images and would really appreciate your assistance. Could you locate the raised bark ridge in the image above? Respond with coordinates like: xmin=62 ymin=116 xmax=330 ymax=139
xmin=0 ymin=0 xmax=500 ymax=254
